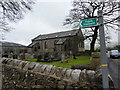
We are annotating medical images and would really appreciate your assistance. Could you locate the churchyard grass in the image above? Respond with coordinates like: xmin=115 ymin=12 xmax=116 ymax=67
xmin=25 ymin=56 xmax=90 ymax=68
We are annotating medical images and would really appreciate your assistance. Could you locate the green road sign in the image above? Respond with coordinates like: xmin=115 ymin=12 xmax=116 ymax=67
xmin=80 ymin=18 xmax=98 ymax=28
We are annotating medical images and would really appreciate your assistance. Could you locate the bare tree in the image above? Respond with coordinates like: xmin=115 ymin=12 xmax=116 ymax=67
xmin=0 ymin=0 xmax=34 ymax=32
xmin=64 ymin=0 xmax=120 ymax=53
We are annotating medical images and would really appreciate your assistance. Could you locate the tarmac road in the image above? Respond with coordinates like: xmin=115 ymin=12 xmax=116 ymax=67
xmin=108 ymin=58 xmax=120 ymax=89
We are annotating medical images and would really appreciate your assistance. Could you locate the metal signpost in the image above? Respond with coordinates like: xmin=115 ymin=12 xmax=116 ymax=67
xmin=80 ymin=10 xmax=109 ymax=89
xmin=98 ymin=10 xmax=109 ymax=89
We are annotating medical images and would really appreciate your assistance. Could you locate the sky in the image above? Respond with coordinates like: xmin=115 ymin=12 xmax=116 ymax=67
xmin=2 ymin=0 xmax=73 ymax=46
xmin=1 ymin=0 xmax=119 ymax=46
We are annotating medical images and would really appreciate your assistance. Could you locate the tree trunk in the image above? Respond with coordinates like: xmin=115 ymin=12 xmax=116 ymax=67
xmin=90 ymin=26 xmax=99 ymax=54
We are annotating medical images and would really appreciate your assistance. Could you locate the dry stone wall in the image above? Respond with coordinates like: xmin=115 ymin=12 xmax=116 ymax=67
xmin=1 ymin=58 xmax=104 ymax=89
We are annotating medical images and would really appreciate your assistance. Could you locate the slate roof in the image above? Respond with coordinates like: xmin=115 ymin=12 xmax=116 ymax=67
xmin=0 ymin=41 xmax=26 ymax=47
xmin=32 ymin=29 xmax=79 ymax=41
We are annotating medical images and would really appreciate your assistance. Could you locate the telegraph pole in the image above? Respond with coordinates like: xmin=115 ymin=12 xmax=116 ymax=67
xmin=118 ymin=2 xmax=120 ymax=90
xmin=98 ymin=10 xmax=109 ymax=89
xmin=0 ymin=34 xmax=3 ymax=90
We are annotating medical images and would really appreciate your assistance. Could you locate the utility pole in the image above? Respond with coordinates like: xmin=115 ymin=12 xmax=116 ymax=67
xmin=0 ymin=34 xmax=4 ymax=58
xmin=0 ymin=42 xmax=2 ymax=58
xmin=118 ymin=2 xmax=120 ymax=90
xmin=98 ymin=10 xmax=109 ymax=89
xmin=0 ymin=33 xmax=4 ymax=90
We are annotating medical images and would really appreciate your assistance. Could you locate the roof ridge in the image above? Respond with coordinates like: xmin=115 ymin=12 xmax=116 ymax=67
xmin=33 ymin=29 xmax=79 ymax=41
xmin=0 ymin=41 xmax=26 ymax=47
xmin=42 ymin=29 xmax=77 ymax=35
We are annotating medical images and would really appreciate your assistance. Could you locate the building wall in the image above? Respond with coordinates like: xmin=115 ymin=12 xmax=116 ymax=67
xmin=31 ymin=32 xmax=84 ymax=59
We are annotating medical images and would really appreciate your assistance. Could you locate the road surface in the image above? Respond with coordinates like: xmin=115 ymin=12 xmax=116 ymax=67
xmin=108 ymin=58 xmax=120 ymax=89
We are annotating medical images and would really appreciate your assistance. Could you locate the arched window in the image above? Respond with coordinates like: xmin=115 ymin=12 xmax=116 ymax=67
xmin=37 ymin=43 xmax=40 ymax=49
xmin=79 ymin=43 xmax=81 ymax=48
xmin=38 ymin=46 xmax=40 ymax=49
xmin=34 ymin=47 xmax=37 ymax=52
xmin=45 ymin=41 xmax=47 ymax=49
xmin=64 ymin=45 xmax=67 ymax=51
xmin=68 ymin=40 xmax=71 ymax=50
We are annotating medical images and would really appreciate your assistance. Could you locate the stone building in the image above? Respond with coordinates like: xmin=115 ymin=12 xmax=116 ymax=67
xmin=0 ymin=41 xmax=27 ymax=58
xmin=28 ymin=29 xmax=84 ymax=59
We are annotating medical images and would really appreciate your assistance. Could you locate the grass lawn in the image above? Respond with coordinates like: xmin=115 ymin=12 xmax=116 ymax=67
xmin=25 ymin=56 xmax=90 ymax=68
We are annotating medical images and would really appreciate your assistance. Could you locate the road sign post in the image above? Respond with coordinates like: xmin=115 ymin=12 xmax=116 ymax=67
xmin=80 ymin=10 xmax=109 ymax=89
xmin=98 ymin=10 xmax=109 ymax=89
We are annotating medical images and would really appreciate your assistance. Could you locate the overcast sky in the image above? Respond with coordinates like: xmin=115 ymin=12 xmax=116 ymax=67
xmin=1 ymin=0 xmax=118 ymax=46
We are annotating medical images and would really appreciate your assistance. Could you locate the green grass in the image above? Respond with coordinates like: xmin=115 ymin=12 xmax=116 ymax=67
xmin=25 ymin=56 xmax=90 ymax=68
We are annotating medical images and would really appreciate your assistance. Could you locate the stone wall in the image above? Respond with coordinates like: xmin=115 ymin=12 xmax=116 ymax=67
xmin=1 ymin=58 xmax=113 ymax=89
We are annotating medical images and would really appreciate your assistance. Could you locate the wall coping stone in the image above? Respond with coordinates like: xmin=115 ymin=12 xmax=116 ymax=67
xmin=13 ymin=60 xmax=22 ymax=67
xmin=2 ymin=58 xmax=96 ymax=84
xmin=28 ymin=62 xmax=37 ymax=70
xmin=60 ymin=68 xmax=68 ymax=78
xmin=55 ymin=67 xmax=64 ymax=77
xmin=49 ymin=66 xmax=57 ymax=75
xmin=40 ymin=64 xmax=48 ymax=73
xmin=70 ymin=69 xmax=81 ymax=83
xmin=64 ymin=69 xmax=73 ymax=79
xmin=23 ymin=62 xmax=37 ymax=70
xmin=33 ymin=63 xmax=43 ymax=72
xmin=6 ymin=58 xmax=13 ymax=65
xmin=18 ymin=61 xmax=28 ymax=69
xmin=44 ymin=65 xmax=53 ymax=75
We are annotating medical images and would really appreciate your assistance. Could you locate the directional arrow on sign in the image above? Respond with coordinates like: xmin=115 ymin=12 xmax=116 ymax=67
xmin=80 ymin=18 xmax=98 ymax=28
